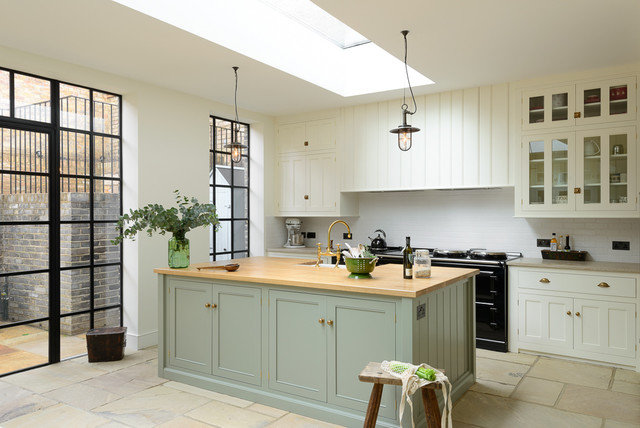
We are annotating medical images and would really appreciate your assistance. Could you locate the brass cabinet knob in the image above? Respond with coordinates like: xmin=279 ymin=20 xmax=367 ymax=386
xmin=318 ymin=318 xmax=325 ymax=324
xmin=304 ymin=141 xmax=309 ymax=146
xmin=539 ymin=278 xmax=550 ymax=284
xmin=576 ymin=312 xmax=581 ymax=317
xmin=304 ymin=195 xmax=309 ymax=200
xmin=567 ymin=311 xmax=571 ymax=315
xmin=597 ymin=282 xmax=610 ymax=288
xmin=574 ymin=188 xmax=581 ymax=194
xmin=327 ymin=320 xmax=334 ymax=326
xmin=205 ymin=303 xmax=211 ymax=308
xmin=574 ymin=111 xmax=581 ymax=118
xmin=212 ymin=303 xmax=217 ymax=309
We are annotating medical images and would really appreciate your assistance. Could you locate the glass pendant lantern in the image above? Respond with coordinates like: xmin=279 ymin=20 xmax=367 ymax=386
xmin=390 ymin=30 xmax=420 ymax=151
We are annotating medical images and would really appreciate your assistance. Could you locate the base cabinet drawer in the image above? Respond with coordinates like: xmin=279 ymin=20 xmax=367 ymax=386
xmin=518 ymin=270 xmax=636 ymax=298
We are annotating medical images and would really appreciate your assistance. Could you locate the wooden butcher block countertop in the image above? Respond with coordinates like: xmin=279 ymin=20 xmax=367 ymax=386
xmin=154 ymin=256 xmax=478 ymax=298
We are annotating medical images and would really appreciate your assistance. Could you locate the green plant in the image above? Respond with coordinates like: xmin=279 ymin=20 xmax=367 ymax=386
xmin=111 ymin=190 xmax=220 ymax=245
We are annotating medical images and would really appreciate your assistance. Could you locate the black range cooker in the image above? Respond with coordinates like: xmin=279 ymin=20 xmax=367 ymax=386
xmin=372 ymin=247 xmax=523 ymax=352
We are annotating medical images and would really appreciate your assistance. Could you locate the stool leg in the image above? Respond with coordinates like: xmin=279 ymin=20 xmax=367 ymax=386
xmin=421 ymin=388 xmax=441 ymax=428
xmin=363 ymin=384 xmax=384 ymax=428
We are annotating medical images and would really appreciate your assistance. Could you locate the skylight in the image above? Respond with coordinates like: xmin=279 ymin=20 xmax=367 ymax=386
xmin=111 ymin=0 xmax=434 ymax=97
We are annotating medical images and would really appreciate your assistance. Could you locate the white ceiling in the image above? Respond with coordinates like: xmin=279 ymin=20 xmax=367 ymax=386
xmin=1 ymin=0 xmax=639 ymax=117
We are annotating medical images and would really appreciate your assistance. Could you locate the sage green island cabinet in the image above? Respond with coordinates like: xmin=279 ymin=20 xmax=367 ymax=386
xmin=156 ymin=257 xmax=478 ymax=428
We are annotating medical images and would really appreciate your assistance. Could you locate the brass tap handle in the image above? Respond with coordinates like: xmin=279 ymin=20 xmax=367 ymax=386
xmin=539 ymin=278 xmax=550 ymax=284
xmin=205 ymin=303 xmax=211 ymax=308
xmin=327 ymin=320 xmax=334 ymax=326
xmin=597 ymin=282 xmax=610 ymax=288
xmin=567 ymin=311 xmax=571 ymax=315
xmin=576 ymin=311 xmax=581 ymax=317
xmin=318 ymin=318 xmax=325 ymax=324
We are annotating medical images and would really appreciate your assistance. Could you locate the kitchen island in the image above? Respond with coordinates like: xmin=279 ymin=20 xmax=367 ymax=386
xmin=155 ymin=257 xmax=478 ymax=428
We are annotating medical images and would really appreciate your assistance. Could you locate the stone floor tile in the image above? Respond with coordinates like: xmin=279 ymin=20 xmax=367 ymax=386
xmin=265 ymin=413 xmax=344 ymax=427
xmin=1 ymin=403 xmax=114 ymax=428
xmin=510 ymin=377 xmax=564 ymax=406
xmin=604 ymin=420 xmax=640 ymax=428
xmin=468 ymin=379 xmax=515 ymax=397
xmin=476 ymin=349 xmax=538 ymax=365
xmin=3 ymin=359 xmax=107 ymax=393
xmin=556 ymin=384 xmax=640 ymax=425
xmin=155 ymin=415 xmax=217 ymax=427
xmin=451 ymin=421 xmax=484 ymax=428
xmin=453 ymin=390 xmax=602 ymax=428
xmin=527 ymin=357 xmax=613 ymax=389
xmin=0 ymin=381 xmax=57 ymax=423
xmin=248 ymin=402 xmax=289 ymax=418
xmin=43 ymin=382 xmax=122 ymax=410
xmin=187 ymin=400 xmax=276 ymax=428
xmin=476 ymin=357 xmax=530 ymax=385
xmin=615 ymin=368 xmax=640 ymax=384
xmin=92 ymin=384 xmax=211 ymax=427
xmin=164 ymin=380 xmax=253 ymax=407
xmin=612 ymin=379 xmax=640 ymax=397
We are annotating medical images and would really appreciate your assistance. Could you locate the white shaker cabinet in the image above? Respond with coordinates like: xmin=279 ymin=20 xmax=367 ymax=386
xmin=277 ymin=118 xmax=336 ymax=154
xmin=510 ymin=266 xmax=639 ymax=369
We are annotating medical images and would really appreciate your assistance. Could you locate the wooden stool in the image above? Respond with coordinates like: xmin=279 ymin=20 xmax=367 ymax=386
xmin=359 ymin=361 xmax=442 ymax=428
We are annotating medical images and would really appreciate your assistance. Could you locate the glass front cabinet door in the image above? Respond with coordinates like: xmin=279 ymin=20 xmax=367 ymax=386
xmin=576 ymin=77 xmax=636 ymax=125
xmin=576 ymin=127 xmax=636 ymax=211
xmin=522 ymin=133 xmax=575 ymax=211
xmin=522 ymin=86 xmax=574 ymax=131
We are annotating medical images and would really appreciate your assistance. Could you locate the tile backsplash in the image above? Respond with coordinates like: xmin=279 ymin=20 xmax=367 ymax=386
xmin=267 ymin=188 xmax=639 ymax=263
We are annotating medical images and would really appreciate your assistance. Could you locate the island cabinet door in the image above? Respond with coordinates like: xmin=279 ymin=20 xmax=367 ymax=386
xmin=212 ymin=284 xmax=262 ymax=386
xmin=268 ymin=290 xmax=327 ymax=401
xmin=518 ymin=293 xmax=573 ymax=350
xmin=168 ymin=279 xmax=213 ymax=374
xmin=326 ymin=297 xmax=396 ymax=419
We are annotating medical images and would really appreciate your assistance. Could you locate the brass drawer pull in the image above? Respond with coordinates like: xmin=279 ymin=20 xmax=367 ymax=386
xmin=597 ymin=282 xmax=610 ymax=288
xmin=539 ymin=278 xmax=550 ymax=284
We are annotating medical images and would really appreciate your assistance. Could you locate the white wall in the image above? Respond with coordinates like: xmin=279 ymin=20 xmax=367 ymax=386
xmin=270 ymin=188 xmax=640 ymax=263
xmin=1 ymin=45 xmax=274 ymax=349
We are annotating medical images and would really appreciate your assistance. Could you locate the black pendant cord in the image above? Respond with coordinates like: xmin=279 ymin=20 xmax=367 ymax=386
xmin=402 ymin=30 xmax=417 ymax=116
xmin=233 ymin=66 xmax=239 ymax=123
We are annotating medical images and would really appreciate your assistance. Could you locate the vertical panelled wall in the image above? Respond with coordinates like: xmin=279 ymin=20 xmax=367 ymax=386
xmin=341 ymin=84 xmax=510 ymax=191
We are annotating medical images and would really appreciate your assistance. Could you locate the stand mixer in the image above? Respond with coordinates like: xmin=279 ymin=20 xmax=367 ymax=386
xmin=284 ymin=218 xmax=305 ymax=248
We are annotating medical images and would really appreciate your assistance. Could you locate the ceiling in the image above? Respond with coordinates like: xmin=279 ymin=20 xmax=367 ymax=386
xmin=1 ymin=0 xmax=639 ymax=117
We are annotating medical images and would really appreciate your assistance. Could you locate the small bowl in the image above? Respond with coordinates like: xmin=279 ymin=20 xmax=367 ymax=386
xmin=344 ymin=257 xmax=376 ymax=279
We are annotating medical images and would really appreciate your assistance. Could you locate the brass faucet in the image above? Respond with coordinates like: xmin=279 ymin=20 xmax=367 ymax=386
xmin=316 ymin=220 xmax=352 ymax=268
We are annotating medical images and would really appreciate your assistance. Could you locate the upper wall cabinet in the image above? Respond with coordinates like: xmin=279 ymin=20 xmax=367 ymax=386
xmin=340 ymin=84 xmax=512 ymax=192
xmin=277 ymin=119 xmax=336 ymax=154
xmin=522 ymin=76 xmax=636 ymax=131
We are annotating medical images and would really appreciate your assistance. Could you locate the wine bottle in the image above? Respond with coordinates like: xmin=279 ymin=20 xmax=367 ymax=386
xmin=558 ymin=235 xmax=564 ymax=251
xmin=550 ymin=233 xmax=557 ymax=251
xmin=402 ymin=236 xmax=413 ymax=279
xmin=565 ymin=235 xmax=571 ymax=251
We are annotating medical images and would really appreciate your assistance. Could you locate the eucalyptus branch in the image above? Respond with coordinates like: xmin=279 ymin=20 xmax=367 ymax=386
xmin=111 ymin=190 xmax=220 ymax=245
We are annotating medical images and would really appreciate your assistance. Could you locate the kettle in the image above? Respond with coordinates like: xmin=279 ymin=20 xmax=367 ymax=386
xmin=368 ymin=229 xmax=387 ymax=250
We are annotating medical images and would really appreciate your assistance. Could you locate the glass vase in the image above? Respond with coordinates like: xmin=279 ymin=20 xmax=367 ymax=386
xmin=168 ymin=236 xmax=190 ymax=268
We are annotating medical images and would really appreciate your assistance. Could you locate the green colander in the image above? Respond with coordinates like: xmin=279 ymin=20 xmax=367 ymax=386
xmin=344 ymin=257 xmax=376 ymax=279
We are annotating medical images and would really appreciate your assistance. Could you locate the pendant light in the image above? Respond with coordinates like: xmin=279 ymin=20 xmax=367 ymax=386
xmin=225 ymin=66 xmax=247 ymax=163
xmin=389 ymin=30 xmax=420 ymax=151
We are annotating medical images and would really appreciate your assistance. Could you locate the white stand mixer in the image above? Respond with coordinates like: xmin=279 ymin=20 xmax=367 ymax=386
xmin=284 ymin=218 xmax=305 ymax=248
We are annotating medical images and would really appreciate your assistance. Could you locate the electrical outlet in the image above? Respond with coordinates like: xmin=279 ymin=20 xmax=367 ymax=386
xmin=343 ymin=232 xmax=352 ymax=240
xmin=301 ymin=232 xmax=306 ymax=238
xmin=612 ymin=241 xmax=630 ymax=250
xmin=537 ymin=239 xmax=551 ymax=247
xmin=416 ymin=303 xmax=426 ymax=320
xmin=307 ymin=232 xmax=316 ymax=239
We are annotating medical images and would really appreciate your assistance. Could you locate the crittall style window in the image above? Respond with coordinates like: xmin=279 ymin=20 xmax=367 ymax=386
xmin=0 ymin=67 xmax=122 ymax=375
xmin=209 ymin=116 xmax=249 ymax=260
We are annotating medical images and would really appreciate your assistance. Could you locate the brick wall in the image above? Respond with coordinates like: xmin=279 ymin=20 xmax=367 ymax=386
xmin=0 ymin=193 xmax=120 ymax=335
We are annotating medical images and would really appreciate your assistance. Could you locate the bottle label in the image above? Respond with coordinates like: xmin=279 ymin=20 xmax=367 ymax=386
xmin=405 ymin=268 xmax=413 ymax=276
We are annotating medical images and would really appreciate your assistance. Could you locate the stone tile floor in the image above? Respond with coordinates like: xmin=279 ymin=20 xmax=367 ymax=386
xmin=0 ymin=347 xmax=638 ymax=427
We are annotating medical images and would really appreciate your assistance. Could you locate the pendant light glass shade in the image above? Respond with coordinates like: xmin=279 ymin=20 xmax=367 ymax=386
xmin=225 ymin=66 xmax=247 ymax=163
xmin=389 ymin=30 xmax=419 ymax=152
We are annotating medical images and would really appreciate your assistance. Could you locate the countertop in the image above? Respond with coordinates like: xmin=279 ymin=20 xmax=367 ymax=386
xmin=154 ymin=256 xmax=479 ymax=298
xmin=508 ymin=258 xmax=640 ymax=274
